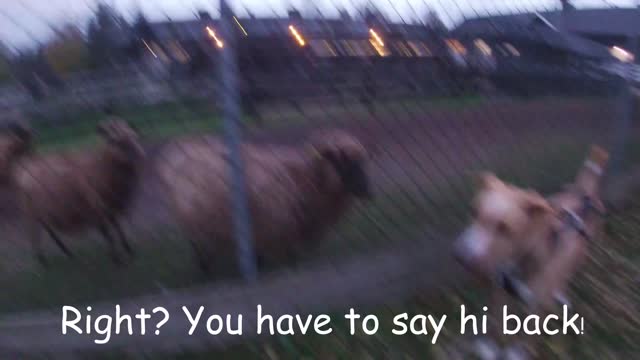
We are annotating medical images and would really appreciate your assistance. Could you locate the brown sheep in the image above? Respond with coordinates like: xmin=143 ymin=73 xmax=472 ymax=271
xmin=11 ymin=119 xmax=145 ymax=265
xmin=0 ymin=122 xmax=32 ymax=184
xmin=158 ymin=129 xmax=373 ymax=273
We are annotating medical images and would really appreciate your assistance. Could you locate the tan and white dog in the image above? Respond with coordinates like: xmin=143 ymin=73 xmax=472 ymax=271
xmin=453 ymin=145 xmax=609 ymax=360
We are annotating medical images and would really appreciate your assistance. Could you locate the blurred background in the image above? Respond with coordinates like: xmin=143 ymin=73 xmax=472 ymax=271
xmin=0 ymin=0 xmax=639 ymax=358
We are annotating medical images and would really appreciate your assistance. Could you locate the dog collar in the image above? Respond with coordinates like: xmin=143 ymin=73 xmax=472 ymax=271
xmin=584 ymin=160 xmax=603 ymax=175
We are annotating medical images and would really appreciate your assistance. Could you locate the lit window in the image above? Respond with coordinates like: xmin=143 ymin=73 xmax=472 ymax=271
xmin=206 ymin=26 xmax=224 ymax=48
xmin=394 ymin=41 xmax=412 ymax=57
xmin=610 ymin=45 xmax=635 ymax=63
xmin=289 ymin=25 xmax=306 ymax=47
xmin=503 ymin=42 xmax=521 ymax=57
xmin=340 ymin=40 xmax=357 ymax=56
xmin=349 ymin=40 xmax=368 ymax=57
xmin=310 ymin=39 xmax=337 ymax=57
xmin=169 ymin=41 xmax=190 ymax=63
xmin=370 ymin=39 xmax=390 ymax=57
xmin=407 ymin=41 xmax=431 ymax=57
xmin=150 ymin=41 xmax=169 ymax=63
xmin=446 ymin=39 xmax=467 ymax=55
xmin=369 ymin=29 xmax=384 ymax=47
xmin=323 ymin=40 xmax=338 ymax=57
xmin=474 ymin=39 xmax=492 ymax=56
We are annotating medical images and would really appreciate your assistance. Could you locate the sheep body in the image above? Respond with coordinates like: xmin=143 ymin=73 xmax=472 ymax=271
xmin=11 ymin=119 xmax=144 ymax=264
xmin=14 ymin=147 xmax=138 ymax=231
xmin=159 ymin=130 xmax=370 ymax=270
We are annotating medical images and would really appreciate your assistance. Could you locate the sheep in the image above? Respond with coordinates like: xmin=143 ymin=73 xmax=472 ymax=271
xmin=158 ymin=129 xmax=373 ymax=273
xmin=11 ymin=119 xmax=145 ymax=265
xmin=0 ymin=122 xmax=32 ymax=184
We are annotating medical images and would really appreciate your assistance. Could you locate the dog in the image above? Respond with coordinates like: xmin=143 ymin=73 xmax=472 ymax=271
xmin=453 ymin=145 xmax=609 ymax=360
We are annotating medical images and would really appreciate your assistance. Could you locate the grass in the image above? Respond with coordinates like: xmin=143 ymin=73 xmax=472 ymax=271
xmin=31 ymin=100 xmax=222 ymax=151
xmin=1 ymin=95 xmax=638 ymax=358
xmin=27 ymin=95 xmax=489 ymax=152
xmin=101 ymin=175 xmax=640 ymax=360
xmin=0 ymin=132 xmax=620 ymax=315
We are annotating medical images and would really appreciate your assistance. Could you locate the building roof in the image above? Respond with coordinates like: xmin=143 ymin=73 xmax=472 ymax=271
xmin=456 ymin=7 xmax=640 ymax=37
xmin=453 ymin=10 xmax=621 ymax=59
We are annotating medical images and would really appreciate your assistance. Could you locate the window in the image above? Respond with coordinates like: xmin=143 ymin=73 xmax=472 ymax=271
xmin=610 ymin=45 xmax=634 ymax=63
xmin=446 ymin=39 xmax=467 ymax=55
xmin=340 ymin=40 xmax=358 ymax=56
xmin=474 ymin=39 xmax=492 ymax=56
xmin=370 ymin=39 xmax=390 ymax=57
xmin=394 ymin=41 xmax=413 ymax=57
xmin=150 ymin=41 xmax=169 ymax=63
xmin=503 ymin=42 xmax=521 ymax=57
xmin=407 ymin=41 xmax=432 ymax=57
xmin=310 ymin=40 xmax=338 ymax=57
xmin=168 ymin=41 xmax=190 ymax=63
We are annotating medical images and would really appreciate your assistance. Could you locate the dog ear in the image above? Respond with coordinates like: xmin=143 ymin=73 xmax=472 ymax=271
xmin=523 ymin=191 xmax=553 ymax=218
xmin=477 ymin=172 xmax=502 ymax=189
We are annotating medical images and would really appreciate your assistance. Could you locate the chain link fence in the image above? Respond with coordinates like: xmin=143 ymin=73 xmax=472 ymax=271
xmin=0 ymin=0 xmax=639 ymax=357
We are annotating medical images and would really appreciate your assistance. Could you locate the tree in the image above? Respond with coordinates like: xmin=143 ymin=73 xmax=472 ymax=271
xmin=424 ymin=8 xmax=447 ymax=33
xmin=43 ymin=25 xmax=90 ymax=76
xmin=356 ymin=4 xmax=388 ymax=22
xmin=133 ymin=11 xmax=154 ymax=40
xmin=87 ymin=3 xmax=131 ymax=68
xmin=12 ymin=49 xmax=62 ymax=99
xmin=0 ymin=42 xmax=11 ymax=83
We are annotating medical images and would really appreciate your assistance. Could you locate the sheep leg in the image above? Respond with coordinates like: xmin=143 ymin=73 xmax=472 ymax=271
xmin=28 ymin=224 xmax=47 ymax=266
xmin=98 ymin=224 xmax=122 ymax=264
xmin=109 ymin=215 xmax=135 ymax=257
xmin=190 ymin=240 xmax=212 ymax=274
xmin=43 ymin=225 xmax=73 ymax=258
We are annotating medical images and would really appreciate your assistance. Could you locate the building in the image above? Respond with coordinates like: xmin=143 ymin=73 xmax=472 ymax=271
xmin=133 ymin=10 xmax=456 ymax=98
xmin=450 ymin=4 xmax=640 ymax=94
xmin=452 ymin=4 xmax=640 ymax=79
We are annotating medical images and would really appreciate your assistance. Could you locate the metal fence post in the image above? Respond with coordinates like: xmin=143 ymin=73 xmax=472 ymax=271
xmin=608 ymin=28 xmax=638 ymax=181
xmin=219 ymin=0 xmax=257 ymax=281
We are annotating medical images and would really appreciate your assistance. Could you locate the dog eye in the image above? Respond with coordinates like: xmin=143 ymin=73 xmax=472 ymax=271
xmin=496 ymin=221 xmax=510 ymax=235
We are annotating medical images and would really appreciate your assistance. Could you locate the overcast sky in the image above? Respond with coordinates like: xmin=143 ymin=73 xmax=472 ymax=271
xmin=0 ymin=0 xmax=637 ymax=50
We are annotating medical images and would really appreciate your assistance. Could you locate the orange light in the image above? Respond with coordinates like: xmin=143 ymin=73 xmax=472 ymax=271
xmin=369 ymin=29 xmax=384 ymax=47
xmin=206 ymin=26 xmax=224 ymax=48
xmin=289 ymin=25 xmax=306 ymax=46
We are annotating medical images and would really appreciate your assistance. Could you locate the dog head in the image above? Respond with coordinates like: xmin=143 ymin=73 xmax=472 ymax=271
xmin=453 ymin=173 xmax=554 ymax=279
xmin=97 ymin=119 xmax=145 ymax=158
xmin=0 ymin=122 xmax=32 ymax=182
xmin=307 ymin=129 xmax=372 ymax=199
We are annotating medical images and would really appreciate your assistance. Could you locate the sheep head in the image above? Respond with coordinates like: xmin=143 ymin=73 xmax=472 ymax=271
xmin=307 ymin=129 xmax=372 ymax=199
xmin=97 ymin=119 xmax=145 ymax=159
xmin=0 ymin=122 xmax=32 ymax=183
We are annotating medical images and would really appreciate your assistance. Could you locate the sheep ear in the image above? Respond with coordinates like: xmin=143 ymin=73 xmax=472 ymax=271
xmin=307 ymin=144 xmax=319 ymax=159
xmin=96 ymin=123 xmax=108 ymax=137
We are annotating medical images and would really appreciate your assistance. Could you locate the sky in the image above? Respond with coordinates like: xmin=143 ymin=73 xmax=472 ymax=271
xmin=0 ymin=0 xmax=637 ymax=50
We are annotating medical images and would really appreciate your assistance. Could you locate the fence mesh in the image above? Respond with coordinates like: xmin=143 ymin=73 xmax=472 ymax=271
xmin=0 ymin=0 xmax=639 ymax=357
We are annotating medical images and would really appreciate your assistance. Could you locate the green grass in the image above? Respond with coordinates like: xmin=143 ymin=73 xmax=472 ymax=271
xmin=29 ymin=95 xmax=487 ymax=152
xmin=1 ymin=96 xmax=638 ymax=358
xmin=32 ymin=100 xmax=222 ymax=151
xmin=105 ymin=180 xmax=640 ymax=360
xmin=0 ymin=132 xmax=616 ymax=316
